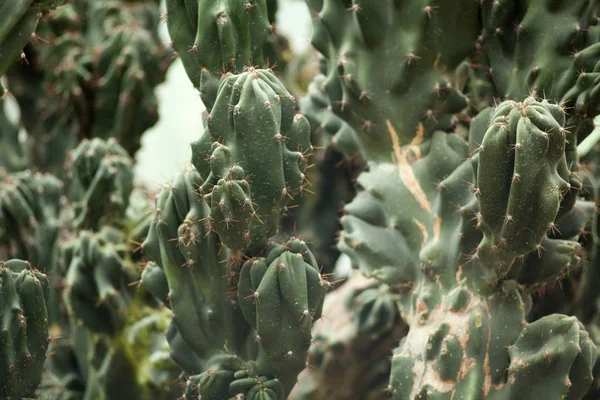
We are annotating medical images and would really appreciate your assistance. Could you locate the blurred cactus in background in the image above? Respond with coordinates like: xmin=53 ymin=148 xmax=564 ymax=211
xmin=4 ymin=0 xmax=172 ymax=173
xmin=2 ymin=0 xmax=600 ymax=399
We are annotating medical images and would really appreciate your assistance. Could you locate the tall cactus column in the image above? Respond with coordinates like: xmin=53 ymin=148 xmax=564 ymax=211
xmin=142 ymin=67 xmax=326 ymax=399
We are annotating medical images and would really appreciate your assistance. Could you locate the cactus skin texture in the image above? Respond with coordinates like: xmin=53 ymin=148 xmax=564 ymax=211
xmin=300 ymin=73 xmax=359 ymax=157
xmin=0 ymin=97 xmax=26 ymax=172
xmin=191 ymin=68 xmax=312 ymax=252
xmin=303 ymin=0 xmax=481 ymax=162
xmin=0 ymin=259 xmax=50 ymax=399
xmin=477 ymin=1 xmax=600 ymax=133
xmin=237 ymin=237 xmax=327 ymax=388
xmin=337 ymin=98 xmax=597 ymax=399
xmin=142 ymin=168 xmax=250 ymax=364
xmin=165 ymin=0 xmax=272 ymax=110
xmin=142 ymin=166 xmax=327 ymax=399
xmin=475 ymin=98 xmax=574 ymax=270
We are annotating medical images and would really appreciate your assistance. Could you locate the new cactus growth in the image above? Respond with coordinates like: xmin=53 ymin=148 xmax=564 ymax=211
xmin=191 ymin=68 xmax=312 ymax=251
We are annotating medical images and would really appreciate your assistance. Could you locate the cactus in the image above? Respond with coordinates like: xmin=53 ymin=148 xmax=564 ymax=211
xmin=142 ymin=165 xmax=327 ymax=398
xmin=335 ymin=96 xmax=598 ymax=398
xmin=49 ymin=220 xmax=180 ymax=400
xmin=166 ymin=0 xmax=275 ymax=110
xmin=141 ymin=168 xmax=248 ymax=363
xmin=294 ymin=1 xmax=600 ymax=397
xmin=0 ymin=97 xmax=26 ymax=172
xmin=67 ymin=138 xmax=134 ymax=230
xmin=0 ymin=169 xmax=63 ymax=269
xmin=50 ymin=137 xmax=180 ymax=400
xmin=3 ymin=0 xmax=600 ymax=399
xmin=291 ymin=272 xmax=407 ymax=400
xmin=0 ymin=0 xmax=69 ymax=93
xmin=190 ymin=68 xmax=312 ymax=251
xmin=303 ymin=0 xmax=481 ymax=161
xmin=0 ymin=259 xmax=50 ymax=399
xmin=5 ymin=0 xmax=171 ymax=173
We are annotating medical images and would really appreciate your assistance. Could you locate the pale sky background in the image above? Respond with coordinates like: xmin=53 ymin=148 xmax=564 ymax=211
xmin=134 ymin=0 xmax=313 ymax=190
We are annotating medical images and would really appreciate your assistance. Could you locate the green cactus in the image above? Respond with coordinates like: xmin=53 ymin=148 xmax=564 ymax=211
xmin=0 ymin=259 xmax=50 ymax=399
xmin=141 ymin=167 xmax=327 ymax=398
xmin=60 ymin=225 xmax=180 ymax=400
xmin=475 ymin=98 xmax=575 ymax=270
xmin=0 ymin=0 xmax=69 ymax=93
xmin=4 ymin=0 xmax=171 ymax=173
xmin=139 ymin=66 xmax=323 ymax=398
xmin=304 ymin=0 xmax=482 ymax=161
xmin=67 ymin=138 xmax=134 ymax=230
xmin=190 ymin=68 xmax=311 ymax=251
xmin=237 ymin=237 xmax=327 ymax=389
xmin=336 ymin=96 xmax=598 ymax=399
xmin=0 ymin=97 xmax=26 ymax=172
xmin=63 ymin=227 xmax=137 ymax=335
xmin=0 ymin=169 xmax=63 ymax=269
xmin=3 ymin=0 xmax=600 ymax=398
xmin=300 ymin=73 xmax=359 ymax=157
xmin=165 ymin=0 xmax=272 ymax=110
xmin=38 ymin=342 xmax=86 ymax=400
xmin=142 ymin=168 xmax=249 ymax=363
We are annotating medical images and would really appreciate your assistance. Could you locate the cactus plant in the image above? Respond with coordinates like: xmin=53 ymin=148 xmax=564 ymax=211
xmin=291 ymin=272 xmax=407 ymax=400
xmin=0 ymin=259 xmax=50 ymax=399
xmin=141 ymin=166 xmax=327 ymax=398
xmin=0 ymin=0 xmax=69 ymax=92
xmin=5 ymin=0 xmax=171 ymax=173
xmin=0 ymin=169 xmax=63 ymax=269
xmin=190 ymin=67 xmax=312 ymax=251
xmin=302 ymin=1 xmax=600 ymax=399
xmin=2 ymin=0 xmax=600 ymax=399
